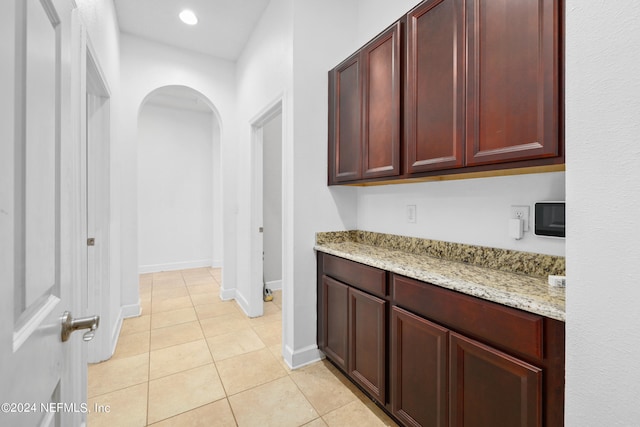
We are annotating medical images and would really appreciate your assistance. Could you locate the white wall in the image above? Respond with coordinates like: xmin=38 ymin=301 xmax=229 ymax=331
xmin=358 ymin=173 xmax=566 ymax=256
xmin=235 ymin=0 xmax=360 ymax=366
xmin=234 ymin=0 xmax=292 ymax=323
xmin=137 ymin=102 xmax=214 ymax=272
xmin=263 ymin=113 xmax=282 ymax=287
xmin=290 ymin=0 xmax=361 ymax=367
xmin=565 ymin=1 xmax=640 ymax=425
xmin=355 ymin=0 xmax=422 ymax=44
xmin=119 ymin=33 xmax=237 ymax=306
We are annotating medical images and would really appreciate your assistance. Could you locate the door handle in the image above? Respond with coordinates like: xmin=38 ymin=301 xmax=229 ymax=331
xmin=60 ymin=311 xmax=100 ymax=342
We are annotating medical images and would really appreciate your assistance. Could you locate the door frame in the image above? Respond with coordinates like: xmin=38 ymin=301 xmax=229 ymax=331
xmin=249 ymin=97 xmax=284 ymax=318
xmin=81 ymin=34 xmax=112 ymax=363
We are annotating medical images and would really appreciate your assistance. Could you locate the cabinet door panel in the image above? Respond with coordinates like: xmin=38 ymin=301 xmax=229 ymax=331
xmin=331 ymin=54 xmax=362 ymax=182
xmin=450 ymin=332 xmax=542 ymax=427
xmin=391 ymin=307 xmax=448 ymax=427
xmin=349 ymin=287 xmax=386 ymax=403
xmin=362 ymin=23 xmax=401 ymax=179
xmin=322 ymin=276 xmax=349 ymax=370
xmin=406 ymin=0 xmax=464 ymax=173
xmin=466 ymin=0 xmax=560 ymax=165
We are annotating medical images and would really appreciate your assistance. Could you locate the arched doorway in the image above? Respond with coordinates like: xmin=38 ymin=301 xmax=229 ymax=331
xmin=137 ymin=86 xmax=223 ymax=273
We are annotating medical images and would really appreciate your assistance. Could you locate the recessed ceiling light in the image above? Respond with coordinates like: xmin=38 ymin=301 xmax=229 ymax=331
xmin=179 ymin=9 xmax=198 ymax=26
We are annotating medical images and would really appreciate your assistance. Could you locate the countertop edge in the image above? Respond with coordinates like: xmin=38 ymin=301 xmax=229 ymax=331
xmin=315 ymin=244 xmax=566 ymax=322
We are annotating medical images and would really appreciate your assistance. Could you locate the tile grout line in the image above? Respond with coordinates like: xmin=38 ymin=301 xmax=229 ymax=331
xmin=196 ymin=268 xmax=240 ymax=426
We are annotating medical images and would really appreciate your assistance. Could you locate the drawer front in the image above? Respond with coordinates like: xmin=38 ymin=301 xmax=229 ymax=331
xmin=323 ymin=254 xmax=387 ymax=297
xmin=392 ymin=274 xmax=543 ymax=359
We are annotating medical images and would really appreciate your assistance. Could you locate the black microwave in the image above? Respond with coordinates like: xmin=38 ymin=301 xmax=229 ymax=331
xmin=534 ymin=202 xmax=565 ymax=238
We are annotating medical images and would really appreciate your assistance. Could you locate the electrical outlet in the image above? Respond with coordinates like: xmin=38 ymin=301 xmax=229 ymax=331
xmin=548 ymin=275 xmax=566 ymax=288
xmin=510 ymin=205 xmax=530 ymax=231
xmin=406 ymin=205 xmax=417 ymax=223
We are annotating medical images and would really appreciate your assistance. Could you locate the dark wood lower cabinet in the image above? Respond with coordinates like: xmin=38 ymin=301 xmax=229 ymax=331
xmin=390 ymin=305 xmax=545 ymax=427
xmin=320 ymin=266 xmax=388 ymax=405
xmin=349 ymin=287 xmax=387 ymax=403
xmin=391 ymin=307 xmax=448 ymax=427
xmin=449 ymin=333 xmax=542 ymax=427
xmin=317 ymin=253 xmax=565 ymax=427
xmin=321 ymin=275 xmax=349 ymax=371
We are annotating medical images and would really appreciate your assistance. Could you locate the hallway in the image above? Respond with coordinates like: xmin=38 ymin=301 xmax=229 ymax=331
xmin=87 ymin=268 xmax=398 ymax=426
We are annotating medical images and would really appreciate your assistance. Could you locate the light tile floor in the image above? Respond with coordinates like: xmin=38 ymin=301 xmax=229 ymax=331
xmin=88 ymin=268 xmax=399 ymax=427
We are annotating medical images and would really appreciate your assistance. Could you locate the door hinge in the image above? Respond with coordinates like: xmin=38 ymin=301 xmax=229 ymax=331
xmin=87 ymin=238 xmax=95 ymax=246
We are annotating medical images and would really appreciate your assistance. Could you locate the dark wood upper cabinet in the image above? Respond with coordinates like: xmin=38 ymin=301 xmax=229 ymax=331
xmin=328 ymin=0 xmax=563 ymax=185
xmin=362 ymin=22 xmax=402 ymax=180
xmin=405 ymin=0 xmax=465 ymax=173
xmin=329 ymin=53 xmax=362 ymax=183
xmin=328 ymin=23 xmax=402 ymax=184
xmin=465 ymin=0 xmax=561 ymax=166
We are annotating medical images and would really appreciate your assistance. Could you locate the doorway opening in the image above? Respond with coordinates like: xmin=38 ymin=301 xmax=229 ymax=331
xmin=137 ymin=86 xmax=222 ymax=275
xmin=262 ymin=112 xmax=283 ymax=306
xmin=250 ymin=99 xmax=283 ymax=319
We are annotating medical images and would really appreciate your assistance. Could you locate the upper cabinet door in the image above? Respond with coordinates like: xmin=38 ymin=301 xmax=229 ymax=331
xmin=328 ymin=22 xmax=402 ymax=185
xmin=329 ymin=53 xmax=362 ymax=183
xmin=362 ymin=22 xmax=402 ymax=180
xmin=465 ymin=0 xmax=561 ymax=166
xmin=405 ymin=0 xmax=465 ymax=173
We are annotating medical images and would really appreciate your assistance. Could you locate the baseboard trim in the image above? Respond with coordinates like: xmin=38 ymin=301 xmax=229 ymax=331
xmin=138 ymin=259 xmax=213 ymax=274
xmin=219 ymin=286 xmax=236 ymax=301
xmin=109 ymin=307 xmax=124 ymax=359
xmin=234 ymin=289 xmax=250 ymax=317
xmin=264 ymin=279 xmax=282 ymax=291
xmin=283 ymin=344 xmax=323 ymax=370
xmin=121 ymin=301 xmax=141 ymax=318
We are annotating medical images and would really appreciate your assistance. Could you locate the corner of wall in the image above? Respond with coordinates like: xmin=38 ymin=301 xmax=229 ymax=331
xmin=282 ymin=343 xmax=324 ymax=370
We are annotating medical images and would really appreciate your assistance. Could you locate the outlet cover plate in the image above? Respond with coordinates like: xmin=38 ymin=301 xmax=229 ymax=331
xmin=510 ymin=205 xmax=530 ymax=231
xmin=407 ymin=205 xmax=417 ymax=223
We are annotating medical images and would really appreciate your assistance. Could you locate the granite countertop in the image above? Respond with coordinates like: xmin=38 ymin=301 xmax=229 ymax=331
xmin=315 ymin=232 xmax=565 ymax=322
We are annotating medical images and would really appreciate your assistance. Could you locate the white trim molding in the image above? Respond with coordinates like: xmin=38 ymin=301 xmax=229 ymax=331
xmin=138 ymin=259 xmax=214 ymax=274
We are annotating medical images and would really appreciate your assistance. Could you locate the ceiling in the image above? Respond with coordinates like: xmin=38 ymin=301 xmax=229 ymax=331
xmin=113 ymin=0 xmax=271 ymax=61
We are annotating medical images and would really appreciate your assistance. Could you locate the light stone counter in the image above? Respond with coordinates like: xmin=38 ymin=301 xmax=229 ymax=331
xmin=315 ymin=232 xmax=565 ymax=322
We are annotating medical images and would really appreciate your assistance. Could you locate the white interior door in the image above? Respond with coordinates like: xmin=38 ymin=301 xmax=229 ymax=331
xmin=1 ymin=1 xmax=90 ymax=426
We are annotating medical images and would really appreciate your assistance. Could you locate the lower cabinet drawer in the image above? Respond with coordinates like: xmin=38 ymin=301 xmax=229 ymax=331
xmin=392 ymin=274 xmax=544 ymax=360
xmin=323 ymin=254 xmax=387 ymax=297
